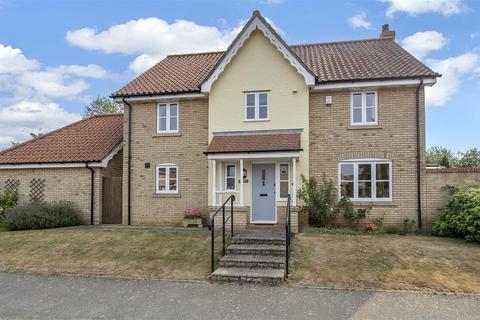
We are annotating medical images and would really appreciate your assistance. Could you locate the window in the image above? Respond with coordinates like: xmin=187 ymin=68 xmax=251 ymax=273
xmin=156 ymin=164 xmax=178 ymax=193
xmin=245 ymin=92 xmax=269 ymax=120
xmin=351 ymin=92 xmax=377 ymax=125
xmin=225 ymin=164 xmax=236 ymax=191
xmin=279 ymin=163 xmax=290 ymax=199
xmin=157 ymin=103 xmax=178 ymax=133
xmin=339 ymin=160 xmax=391 ymax=201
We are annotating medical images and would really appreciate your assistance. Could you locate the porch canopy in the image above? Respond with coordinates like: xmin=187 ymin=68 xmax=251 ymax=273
xmin=205 ymin=130 xmax=302 ymax=207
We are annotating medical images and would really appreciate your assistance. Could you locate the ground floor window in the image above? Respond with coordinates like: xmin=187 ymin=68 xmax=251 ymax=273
xmin=277 ymin=163 xmax=290 ymax=200
xmin=225 ymin=164 xmax=236 ymax=191
xmin=156 ymin=164 xmax=178 ymax=193
xmin=339 ymin=160 xmax=392 ymax=201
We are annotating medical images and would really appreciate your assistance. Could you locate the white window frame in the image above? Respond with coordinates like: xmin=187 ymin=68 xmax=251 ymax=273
xmin=276 ymin=163 xmax=290 ymax=201
xmin=224 ymin=163 xmax=236 ymax=191
xmin=338 ymin=159 xmax=392 ymax=202
xmin=156 ymin=163 xmax=179 ymax=194
xmin=157 ymin=103 xmax=179 ymax=133
xmin=350 ymin=92 xmax=378 ymax=126
xmin=244 ymin=91 xmax=269 ymax=121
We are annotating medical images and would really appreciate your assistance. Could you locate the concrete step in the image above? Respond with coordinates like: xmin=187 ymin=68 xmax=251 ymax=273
xmin=210 ymin=267 xmax=284 ymax=284
xmin=231 ymin=233 xmax=286 ymax=246
xmin=219 ymin=254 xmax=285 ymax=269
xmin=226 ymin=243 xmax=286 ymax=256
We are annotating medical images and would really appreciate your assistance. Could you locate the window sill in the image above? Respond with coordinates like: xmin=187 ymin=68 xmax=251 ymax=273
xmin=348 ymin=125 xmax=382 ymax=130
xmin=152 ymin=193 xmax=181 ymax=198
xmin=244 ymin=119 xmax=270 ymax=122
xmin=153 ymin=132 xmax=182 ymax=137
xmin=350 ymin=201 xmax=395 ymax=207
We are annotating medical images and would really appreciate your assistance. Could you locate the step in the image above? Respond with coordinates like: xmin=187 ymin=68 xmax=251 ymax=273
xmin=226 ymin=243 xmax=286 ymax=256
xmin=231 ymin=234 xmax=286 ymax=246
xmin=219 ymin=254 xmax=285 ymax=269
xmin=210 ymin=267 xmax=284 ymax=284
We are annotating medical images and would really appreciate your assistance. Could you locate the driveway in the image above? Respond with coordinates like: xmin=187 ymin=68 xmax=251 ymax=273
xmin=0 ymin=272 xmax=478 ymax=320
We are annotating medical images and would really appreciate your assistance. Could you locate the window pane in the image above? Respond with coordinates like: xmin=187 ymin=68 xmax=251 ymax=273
xmin=341 ymin=182 xmax=354 ymax=198
xmin=366 ymin=93 xmax=375 ymax=107
xmin=280 ymin=164 xmax=288 ymax=180
xmin=340 ymin=163 xmax=354 ymax=180
xmin=376 ymin=181 xmax=390 ymax=198
xmin=159 ymin=117 xmax=166 ymax=131
xmin=158 ymin=168 xmax=166 ymax=191
xmin=169 ymin=116 xmax=177 ymax=131
xmin=358 ymin=182 xmax=372 ymax=198
xmin=169 ymin=179 xmax=177 ymax=191
xmin=246 ymin=94 xmax=255 ymax=106
xmin=376 ymin=164 xmax=389 ymax=180
xmin=259 ymin=106 xmax=268 ymax=119
xmin=246 ymin=106 xmax=255 ymax=119
xmin=159 ymin=105 xmax=166 ymax=117
xmin=226 ymin=165 xmax=235 ymax=177
xmin=358 ymin=164 xmax=371 ymax=180
xmin=353 ymin=108 xmax=362 ymax=123
xmin=226 ymin=177 xmax=235 ymax=190
xmin=366 ymin=107 xmax=376 ymax=123
xmin=169 ymin=168 xmax=177 ymax=179
xmin=280 ymin=181 xmax=288 ymax=198
xmin=353 ymin=94 xmax=362 ymax=108
xmin=259 ymin=93 xmax=268 ymax=105
xmin=170 ymin=104 xmax=178 ymax=116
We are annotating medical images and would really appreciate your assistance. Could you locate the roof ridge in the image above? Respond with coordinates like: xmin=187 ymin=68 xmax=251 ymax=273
xmin=290 ymin=37 xmax=386 ymax=48
xmin=90 ymin=113 xmax=124 ymax=118
xmin=167 ymin=51 xmax=225 ymax=58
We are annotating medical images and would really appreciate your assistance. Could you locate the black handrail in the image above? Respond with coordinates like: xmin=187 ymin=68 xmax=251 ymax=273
xmin=208 ymin=195 xmax=235 ymax=273
xmin=285 ymin=194 xmax=292 ymax=278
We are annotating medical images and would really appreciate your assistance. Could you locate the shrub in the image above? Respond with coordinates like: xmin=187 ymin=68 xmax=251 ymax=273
xmin=371 ymin=215 xmax=385 ymax=230
xmin=399 ymin=218 xmax=416 ymax=235
xmin=298 ymin=174 xmax=338 ymax=227
xmin=384 ymin=226 xmax=400 ymax=234
xmin=3 ymin=201 xmax=82 ymax=231
xmin=433 ymin=187 xmax=480 ymax=242
xmin=0 ymin=191 xmax=18 ymax=219
xmin=338 ymin=197 xmax=371 ymax=228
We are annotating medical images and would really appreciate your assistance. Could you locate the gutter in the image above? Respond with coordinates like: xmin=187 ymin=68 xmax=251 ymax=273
xmin=122 ymin=97 xmax=133 ymax=225
xmin=85 ymin=163 xmax=95 ymax=225
xmin=415 ymin=79 xmax=424 ymax=230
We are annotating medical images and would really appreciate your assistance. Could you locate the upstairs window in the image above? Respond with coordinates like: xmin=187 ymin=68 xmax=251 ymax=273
xmin=245 ymin=92 xmax=269 ymax=121
xmin=351 ymin=92 xmax=377 ymax=125
xmin=157 ymin=103 xmax=178 ymax=133
xmin=339 ymin=160 xmax=391 ymax=201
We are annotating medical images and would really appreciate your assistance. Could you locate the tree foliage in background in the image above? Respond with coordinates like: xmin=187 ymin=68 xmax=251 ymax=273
xmin=82 ymin=96 xmax=123 ymax=118
xmin=457 ymin=148 xmax=480 ymax=168
xmin=426 ymin=146 xmax=480 ymax=168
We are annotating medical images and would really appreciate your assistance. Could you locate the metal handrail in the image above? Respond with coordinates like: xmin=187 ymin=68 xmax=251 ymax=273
xmin=285 ymin=194 xmax=292 ymax=278
xmin=208 ymin=195 xmax=235 ymax=274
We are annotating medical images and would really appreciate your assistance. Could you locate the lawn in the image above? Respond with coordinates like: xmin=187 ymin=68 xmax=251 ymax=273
xmin=0 ymin=227 xmax=218 ymax=280
xmin=290 ymin=230 xmax=480 ymax=293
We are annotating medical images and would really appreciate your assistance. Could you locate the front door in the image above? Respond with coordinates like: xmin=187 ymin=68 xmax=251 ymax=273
xmin=251 ymin=164 xmax=276 ymax=223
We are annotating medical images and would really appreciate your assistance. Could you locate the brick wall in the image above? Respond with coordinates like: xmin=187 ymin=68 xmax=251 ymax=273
xmin=122 ymin=99 xmax=209 ymax=225
xmin=309 ymin=86 xmax=426 ymax=227
xmin=424 ymin=168 xmax=480 ymax=228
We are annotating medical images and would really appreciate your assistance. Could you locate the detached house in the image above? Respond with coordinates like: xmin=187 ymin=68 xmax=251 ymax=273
xmin=5 ymin=10 xmax=465 ymax=232
xmin=111 ymin=10 xmax=439 ymax=232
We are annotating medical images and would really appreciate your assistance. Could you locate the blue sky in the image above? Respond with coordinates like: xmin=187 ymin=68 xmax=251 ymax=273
xmin=0 ymin=0 xmax=479 ymax=151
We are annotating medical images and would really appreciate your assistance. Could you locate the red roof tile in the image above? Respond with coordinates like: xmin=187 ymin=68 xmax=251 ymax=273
xmin=113 ymin=39 xmax=439 ymax=97
xmin=0 ymin=114 xmax=123 ymax=164
xmin=206 ymin=133 xmax=301 ymax=154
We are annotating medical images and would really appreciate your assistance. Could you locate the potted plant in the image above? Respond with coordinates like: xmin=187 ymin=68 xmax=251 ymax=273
xmin=182 ymin=208 xmax=202 ymax=228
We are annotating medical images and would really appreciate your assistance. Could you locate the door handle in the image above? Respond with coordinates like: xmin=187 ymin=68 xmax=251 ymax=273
xmin=259 ymin=193 xmax=268 ymax=197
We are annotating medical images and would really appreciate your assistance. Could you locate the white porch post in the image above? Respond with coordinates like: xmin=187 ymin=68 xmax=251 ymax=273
xmin=240 ymin=159 xmax=244 ymax=206
xmin=292 ymin=158 xmax=297 ymax=206
xmin=212 ymin=160 xmax=216 ymax=207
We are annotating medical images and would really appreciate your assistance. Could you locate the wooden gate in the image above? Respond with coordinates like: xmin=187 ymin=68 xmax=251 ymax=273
xmin=102 ymin=176 xmax=122 ymax=224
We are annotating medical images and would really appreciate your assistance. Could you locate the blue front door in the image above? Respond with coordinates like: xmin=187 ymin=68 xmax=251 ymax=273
xmin=251 ymin=164 xmax=276 ymax=223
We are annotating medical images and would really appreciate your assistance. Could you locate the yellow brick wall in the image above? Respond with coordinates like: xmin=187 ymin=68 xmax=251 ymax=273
xmin=122 ymin=99 xmax=209 ymax=226
xmin=309 ymin=86 xmax=426 ymax=227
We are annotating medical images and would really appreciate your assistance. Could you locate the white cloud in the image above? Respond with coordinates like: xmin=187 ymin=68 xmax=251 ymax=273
xmin=348 ymin=12 xmax=372 ymax=30
xmin=260 ymin=0 xmax=286 ymax=5
xmin=426 ymin=53 xmax=480 ymax=106
xmin=0 ymin=44 xmax=39 ymax=74
xmin=380 ymin=0 xmax=467 ymax=17
xmin=0 ymin=101 xmax=80 ymax=146
xmin=50 ymin=64 xmax=108 ymax=79
xmin=66 ymin=17 xmax=244 ymax=74
xmin=401 ymin=31 xmax=449 ymax=59
xmin=18 ymin=71 xmax=89 ymax=98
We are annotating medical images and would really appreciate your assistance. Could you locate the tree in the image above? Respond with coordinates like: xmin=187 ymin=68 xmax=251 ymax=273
xmin=426 ymin=146 xmax=457 ymax=168
xmin=457 ymin=148 xmax=480 ymax=168
xmin=82 ymin=96 xmax=123 ymax=118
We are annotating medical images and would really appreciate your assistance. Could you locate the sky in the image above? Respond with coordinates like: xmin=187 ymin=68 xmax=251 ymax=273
xmin=0 ymin=0 xmax=479 ymax=152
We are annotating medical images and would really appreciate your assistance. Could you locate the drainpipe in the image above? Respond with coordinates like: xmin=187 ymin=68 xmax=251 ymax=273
xmin=122 ymin=97 xmax=133 ymax=225
xmin=86 ymin=163 xmax=95 ymax=225
xmin=415 ymin=79 xmax=424 ymax=230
